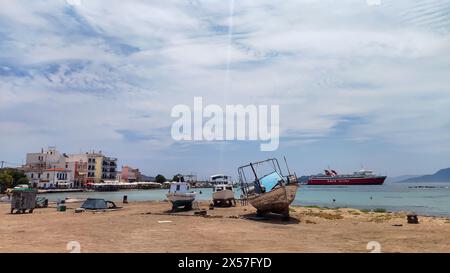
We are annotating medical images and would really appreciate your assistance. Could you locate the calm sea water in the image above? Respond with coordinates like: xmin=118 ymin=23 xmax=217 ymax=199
xmin=40 ymin=182 xmax=450 ymax=217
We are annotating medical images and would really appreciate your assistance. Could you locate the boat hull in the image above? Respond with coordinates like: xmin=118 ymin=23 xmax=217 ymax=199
xmin=166 ymin=193 xmax=195 ymax=208
xmin=213 ymin=189 xmax=235 ymax=202
xmin=307 ymin=176 xmax=386 ymax=185
xmin=247 ymin=184 xmax=298 ymax=216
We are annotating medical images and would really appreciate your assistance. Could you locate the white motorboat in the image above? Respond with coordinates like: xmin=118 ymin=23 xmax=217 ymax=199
xmin=210 ymin=174 xmax=235 ymax=206
xmin=166 ymin=182 xmax=196 ymax=210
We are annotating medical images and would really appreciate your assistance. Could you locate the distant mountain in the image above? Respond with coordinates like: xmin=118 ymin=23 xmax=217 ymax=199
xmin=398 ymin=168 xmax=450 ymax=183
xmin=140 ymin=174 xmax=156 ymax=182
xmin=297 ymin=175 xmax=309 ymax=183
xmin=386 ymin=175 xmax=422 ymax=183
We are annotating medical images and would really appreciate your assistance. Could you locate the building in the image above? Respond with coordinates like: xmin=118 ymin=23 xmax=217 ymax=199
xmin=41 ymin=168 xmax=73 ymax=188
xmin=102 ymin=157 xmax=118 ymax=181
xmin=23 ymin=147 xmax=118 ymax=188
xmin=23 ymin=147 xmax=74 ymax=188
xmin=118 ymin=165 xmax=141 ymax=182
xmin=66 ymin=151 xmax=117 ymax=184
xmin=64 ymin=157 xmax=87 ymax=188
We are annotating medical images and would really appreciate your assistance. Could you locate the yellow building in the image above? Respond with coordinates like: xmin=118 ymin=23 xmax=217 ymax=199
xmin=94 ymin=155 xmax=103 ymax=183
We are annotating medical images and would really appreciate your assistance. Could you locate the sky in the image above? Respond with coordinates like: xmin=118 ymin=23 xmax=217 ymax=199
xmin=1 ymin=0 xmax=450 ymax=179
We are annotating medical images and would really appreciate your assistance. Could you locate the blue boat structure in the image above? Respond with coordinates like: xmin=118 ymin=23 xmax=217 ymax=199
xmin=238 ymin=158 xmax=299 ymax=220
xmin=166 ymin=182 xmax=196 ymax=210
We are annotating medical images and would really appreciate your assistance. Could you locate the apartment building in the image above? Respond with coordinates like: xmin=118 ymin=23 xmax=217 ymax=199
xmin=118 ymin=165 xmax=141 ymax=182
xmin=23 ymin=147 xmax=73 ymax=188
xmin=67 ymin=151 xmax=117 ymax=184
xmin=23 ymin=148 xmax=118 ymax=188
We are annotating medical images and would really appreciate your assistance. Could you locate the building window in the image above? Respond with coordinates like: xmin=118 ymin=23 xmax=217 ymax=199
xmin=31 ymin=173 xmax=34 ymax=179
xmin=47 ymin=173 xmax=50 ymax=179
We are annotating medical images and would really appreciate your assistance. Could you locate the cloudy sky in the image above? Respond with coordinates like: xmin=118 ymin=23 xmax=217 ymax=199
xmin=1 ymin=0 xmax=450 ymax=178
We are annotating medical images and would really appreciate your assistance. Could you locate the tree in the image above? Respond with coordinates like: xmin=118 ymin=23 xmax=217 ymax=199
xmin=172 ymin=174 xmax=184 ymax=182
xmin=155 ymin=174 xmax=167 ymax=184
xmin=0 ymin=168 xmax=29 ymax=193
xmin=0 ymin=173 xmax=13 ymax=193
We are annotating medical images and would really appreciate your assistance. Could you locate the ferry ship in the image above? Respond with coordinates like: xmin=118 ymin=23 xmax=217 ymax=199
xmin=307 ymin=168 xmax=386 ymax=185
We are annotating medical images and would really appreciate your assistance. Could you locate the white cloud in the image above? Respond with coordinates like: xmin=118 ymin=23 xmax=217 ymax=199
xmin=1 ymin=0 xmax=450 ymax=174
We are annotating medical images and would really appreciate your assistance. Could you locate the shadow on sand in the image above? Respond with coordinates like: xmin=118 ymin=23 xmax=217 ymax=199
xmin=163 ymin=207 xmax=195 ymax=214
xmin=242 ymin=212 xmax=300 ymax=225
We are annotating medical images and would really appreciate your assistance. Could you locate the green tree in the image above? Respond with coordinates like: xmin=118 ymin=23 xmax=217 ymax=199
xmin=0 ymin=172 xmax=14 ymax=193
xmin=155 ymin=174 xmax=167 ymax=184
xmin=9 ymin=169 xmax=28 ymax=184
xmin=0 ymin=168 xmax=29 ymax=193
xmin=172 ymin=174 xmax=184 ymax=182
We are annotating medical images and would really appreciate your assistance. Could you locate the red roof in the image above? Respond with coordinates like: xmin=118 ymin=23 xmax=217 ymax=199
xmin=44 ymin=168 xmax=70 ymax=172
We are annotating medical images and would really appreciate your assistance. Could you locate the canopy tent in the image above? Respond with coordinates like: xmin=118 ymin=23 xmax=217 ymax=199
xmin=81 ymin=198 xmax=109 ymax=210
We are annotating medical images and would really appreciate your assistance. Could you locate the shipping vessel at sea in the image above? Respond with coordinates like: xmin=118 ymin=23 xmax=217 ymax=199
xmin=307 ymin=168 xmax=386 ymax=185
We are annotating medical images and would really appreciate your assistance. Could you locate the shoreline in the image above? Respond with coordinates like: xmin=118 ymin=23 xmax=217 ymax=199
xmin=35 ymin=187 xmax=213 ymax=194
xmin=37 ymin=188 xmax=450 ymax=218
xmin=1 ymin=200 xmax=450 ymax=253
xmin=4 ymin=183 xmax=450 ymax=217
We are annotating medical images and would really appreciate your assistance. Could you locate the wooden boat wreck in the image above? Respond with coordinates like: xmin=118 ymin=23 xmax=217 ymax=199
xmin=238 ymin=158 xmax=299 ymax=220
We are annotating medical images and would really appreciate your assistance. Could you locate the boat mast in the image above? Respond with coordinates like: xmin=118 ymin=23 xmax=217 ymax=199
xmin=249 ymin=163 xmax=263 ymax=190
xmin=284 ymin=156 xmax=292 ymax=176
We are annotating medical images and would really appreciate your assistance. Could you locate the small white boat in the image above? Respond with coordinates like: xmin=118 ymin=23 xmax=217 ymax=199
xmin=210 ymin=174 xmax=236 ymax=206
xmin=166 ymin=182 xmax=196 ymax=210
xmin=64 ymin=197 xmax=85 ymax=203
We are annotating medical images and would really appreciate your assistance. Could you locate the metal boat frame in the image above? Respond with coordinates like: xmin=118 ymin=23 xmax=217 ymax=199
xmin=238 ymin=158 xmax=299 ymax=220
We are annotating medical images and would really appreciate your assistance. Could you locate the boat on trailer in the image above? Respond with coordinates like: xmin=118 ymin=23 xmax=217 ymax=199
xmin=210 ymin=174 xmax=236 ymax=207
xmin=166 ymin=182 xmax=196 ymax=210
xmin=238 ymin=158 xmax=299 ymax=220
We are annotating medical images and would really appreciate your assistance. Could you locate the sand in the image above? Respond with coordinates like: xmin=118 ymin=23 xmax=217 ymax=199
xmin=1 ymin=201 xmax=450 ymax=253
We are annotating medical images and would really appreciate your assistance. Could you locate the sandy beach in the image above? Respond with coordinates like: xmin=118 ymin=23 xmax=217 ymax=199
xmin=1 ymin=201 xmax=450 ymax=253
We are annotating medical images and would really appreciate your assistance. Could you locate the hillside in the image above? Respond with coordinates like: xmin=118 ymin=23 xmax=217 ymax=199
xmin=399 ymin=168 xmax=450 ymax=183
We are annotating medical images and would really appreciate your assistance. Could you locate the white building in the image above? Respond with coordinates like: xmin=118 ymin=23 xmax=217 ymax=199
xmin=37 ymin=167 xmax=73 ymax=189
xmin=23 ymin=147 xmax=118 ymax=188
xmin=23 ymin=147 xmax=74 ymax=188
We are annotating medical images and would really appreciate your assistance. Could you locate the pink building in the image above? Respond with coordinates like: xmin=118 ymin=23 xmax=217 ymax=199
xmin=119 ymin=166 xmax=141 ymax=182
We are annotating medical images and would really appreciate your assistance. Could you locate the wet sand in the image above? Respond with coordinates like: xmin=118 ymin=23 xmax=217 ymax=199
xmin=1 ymin=201 xmax=450 ymax=253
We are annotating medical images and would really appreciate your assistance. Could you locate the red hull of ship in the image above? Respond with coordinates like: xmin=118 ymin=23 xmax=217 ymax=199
xmin=307 ymin=176 xmax=386 ymax=185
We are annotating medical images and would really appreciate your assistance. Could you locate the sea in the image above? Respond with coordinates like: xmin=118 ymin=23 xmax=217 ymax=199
xmin=39 ymin=182 xmax=450 ymax=217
